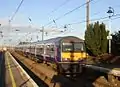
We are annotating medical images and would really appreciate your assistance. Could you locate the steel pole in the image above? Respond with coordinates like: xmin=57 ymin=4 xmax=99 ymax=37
xmin=42 ymin=26 xmax=44 ymax=41
xmin=86 ymin=0 xmax=90 ymax=29
xmin=108 ymin=17 xmax=112 ymax=54
xmin=107 ymin=7 xmax=114 ymax=54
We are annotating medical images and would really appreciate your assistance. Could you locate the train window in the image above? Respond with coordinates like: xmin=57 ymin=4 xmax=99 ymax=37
xmin=50 ymin=45 xmax=54 ymax=51
xmin=51 ymin=48 xmax=54 ymax=51
xmin=40 ymin=48 xmax=43 ymax=50
xmin=45 ymin=45 xmax=54 ymax=57
xmin=47 ymin=45 xmax=50 ymax=48
xmin=62 ymin=43 xmax=73 ymax=52
xmin=40 ymin=45 xmax=43 ymax=50
xmin=62 ymin=42 xmax=84 ymax=52
xmin=46 ymin=45 xmax=54 ymax=51
xmin=37 ymin=45 xmax=44 ymax=54
xmin=40 ymin=45 xmax=43 ymax=48
xmin=74 ymin=43 xmax=84 ymax=51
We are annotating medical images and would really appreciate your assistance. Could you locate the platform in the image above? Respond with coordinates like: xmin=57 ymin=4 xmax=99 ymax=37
xmin=3 ymin=51 xmax=38 ymax=87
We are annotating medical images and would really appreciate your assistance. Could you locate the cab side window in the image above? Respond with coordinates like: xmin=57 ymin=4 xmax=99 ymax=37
xmin=46 ymin=45 xmax=55 ymax=57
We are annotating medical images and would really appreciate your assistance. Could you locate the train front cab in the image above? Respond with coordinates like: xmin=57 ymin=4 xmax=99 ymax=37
xmin=57 ymin=37 xmax=88 ymax=76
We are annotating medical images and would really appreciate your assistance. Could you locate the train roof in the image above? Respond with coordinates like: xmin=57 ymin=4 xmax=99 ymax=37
xmin=33 ymin=37 xmax=61 ymax=44
xmin=16 ymin=36 xmax=84 ymax=47
xmin=33 ymin=36 xmax=84 ymax=44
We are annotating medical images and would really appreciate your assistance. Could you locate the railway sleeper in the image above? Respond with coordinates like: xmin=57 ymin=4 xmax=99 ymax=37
xmin=57 ymin=63 xmax=84 ymax=77
xmin=102 ymin=74 xmax=120 ymax=87
xmin=107 ymin=74 xmax=120 ymax=86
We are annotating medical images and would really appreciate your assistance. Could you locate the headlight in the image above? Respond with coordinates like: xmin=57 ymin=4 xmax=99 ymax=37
xmin=63 ymin=58 xmax=68 ymax=60
xmin=62 ymin=58 xmax=70 ymax=61
xmin=3 ymin=47 xmax=7 ymax=51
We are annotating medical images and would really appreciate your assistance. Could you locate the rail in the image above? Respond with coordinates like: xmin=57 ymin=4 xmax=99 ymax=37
xmin=82 ymin=64 xmax=120 ymax=77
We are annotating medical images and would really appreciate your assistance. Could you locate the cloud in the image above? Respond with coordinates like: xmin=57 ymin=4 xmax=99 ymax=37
xmin=0 ymin=13 xmax=28 ymax=26
xmin=0 ymin=17 xmax=9 ymax=25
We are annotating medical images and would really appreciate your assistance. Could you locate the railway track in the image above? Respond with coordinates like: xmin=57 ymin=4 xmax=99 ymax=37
xmin=9 ymin=50 xmax=120 ymax=87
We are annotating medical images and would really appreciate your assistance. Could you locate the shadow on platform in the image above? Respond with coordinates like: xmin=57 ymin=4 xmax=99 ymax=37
xmin=0 ymin=51 xmax=6 ymax=87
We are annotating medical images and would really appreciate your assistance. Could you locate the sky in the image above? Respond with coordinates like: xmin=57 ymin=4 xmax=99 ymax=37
xmin=0 ymin=0 xmax=120 ymax=45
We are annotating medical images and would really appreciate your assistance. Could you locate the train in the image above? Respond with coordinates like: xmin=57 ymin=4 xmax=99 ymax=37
xmin=14 ymin=36 xmax=88 ymax=75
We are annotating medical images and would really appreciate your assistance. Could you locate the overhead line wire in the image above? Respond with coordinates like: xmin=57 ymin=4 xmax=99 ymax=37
xmin=18 ymin=0 xmax=71 ymax=42
xmin=7 ymin=0 xmax=24 ymax=44
xmin=55 ymin=15 xmax=120 ymax=35
xmin=61 ymin=14 xmax=120 ymax=26
xmin=18 ymin=14 xmax=120 ymax=43
xmin=17 ymin=0 xmax=100 ymax=42
xmin=9 ymin=0 xmax=24 ymax=22
xmin=48 ymin=0 xmax=72 ymax=15
xmin=18 ymin=0 xmax=96 ymax=41
xmin=44 ymin=0 xmax=95 ymax=27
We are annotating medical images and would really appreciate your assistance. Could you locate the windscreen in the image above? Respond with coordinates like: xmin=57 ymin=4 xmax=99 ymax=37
xmin=62 ymin=42 xmax=84 ymax=52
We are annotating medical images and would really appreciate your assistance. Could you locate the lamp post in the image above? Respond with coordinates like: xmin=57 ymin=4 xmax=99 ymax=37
xmin=42 ymin=26 xmax=44 ymax=41
xmin=35 ymin=35 xmax=39 ymax=57
xmin=107 ymin=7 xmax=114 ymax=54
xmin=30 ymin=37 xmax=32 ymax=56
xmin=8 ymin=20 xmax=11 ymax=31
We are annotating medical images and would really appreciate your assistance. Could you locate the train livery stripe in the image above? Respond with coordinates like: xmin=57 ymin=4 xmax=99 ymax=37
xmin=61 ymin=52 xmax=87 ymax=61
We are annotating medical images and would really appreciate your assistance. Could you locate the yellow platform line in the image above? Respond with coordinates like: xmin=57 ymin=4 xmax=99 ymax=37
xmin=6 ymin=53 xmax=16 ymax=87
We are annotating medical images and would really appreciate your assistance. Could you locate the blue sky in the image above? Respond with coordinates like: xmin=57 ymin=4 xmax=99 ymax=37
xmin=0 ymin=0 xmax=120 ymax=45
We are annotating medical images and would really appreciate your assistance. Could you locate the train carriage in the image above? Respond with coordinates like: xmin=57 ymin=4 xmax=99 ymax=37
xmin=15 ymin=36 xmax=88 ymax=75
xmin=44 ymin=36 xmax=86 ymax=62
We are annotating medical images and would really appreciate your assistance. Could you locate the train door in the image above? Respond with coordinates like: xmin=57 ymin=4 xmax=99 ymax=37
xmin=46 ymin=44 xmax=55 ymax=62
xmin=61 ymin=42 xmax=74 ymax=62
xmin=54 ymin=44 xmax=58 ymax=62
xmin=34 ymin=44 xmax=37 ymax=57
xmin=43 ymin=44 xmax=46 ymax=61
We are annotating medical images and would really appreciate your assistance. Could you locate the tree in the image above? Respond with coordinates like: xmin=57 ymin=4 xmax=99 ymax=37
xmin=85 ymin=21 xmax=108 ymax=56
xmin=112 ymin=31 xmax=120 ymax=55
